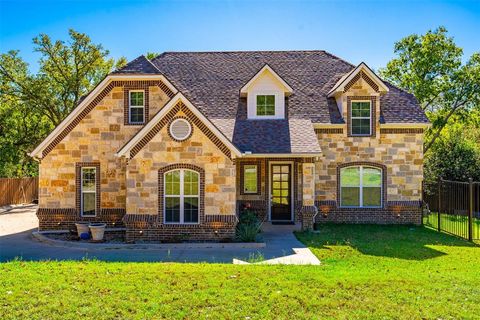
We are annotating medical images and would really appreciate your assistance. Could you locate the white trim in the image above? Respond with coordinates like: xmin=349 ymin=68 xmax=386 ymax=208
xmin=339 ymin=165 xmax=383 ymax=208
xmin=240 ymin=64 xmax=293 ymax=96
xmin=115 ymin=93 xmax=242 ymax=158
xmin=169 ymin=118 xmax=192 ymax=141
xmin=380 ymin=123 xmax=431 ymax=129
xmin=327 ymin=62 xmax=389 ymax=97
xmin=164 ymin=169 xmax=200 ymax=224
xmin=268 ymin=161 xmax=294 ymax=222
xmin=128 ymin=90 xmax=145 ymax=124
xmin=350 ymin=100 xmax=372 ymax=136
xmin=255 ymin=94 xmax=276 ymax=117
xmin=28 ymin=74 xmax=178 ymax=159
xmin=241 ymin=153 xmax=322 ymax=158
xmin=80 ymin=167 xmax=97 ymax=217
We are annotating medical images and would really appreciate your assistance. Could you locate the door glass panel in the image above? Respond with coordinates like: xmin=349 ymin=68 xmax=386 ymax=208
xmin=271 ymin=164 xmax=291 ymax=220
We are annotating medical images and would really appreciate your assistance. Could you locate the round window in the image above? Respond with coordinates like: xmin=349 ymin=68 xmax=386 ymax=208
xmin=169 ymin=118 xmax=192 ymax=141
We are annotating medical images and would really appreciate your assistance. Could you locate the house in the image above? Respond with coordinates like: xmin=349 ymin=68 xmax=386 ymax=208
xmin=29 ymin=51 xmax=429 ymax=242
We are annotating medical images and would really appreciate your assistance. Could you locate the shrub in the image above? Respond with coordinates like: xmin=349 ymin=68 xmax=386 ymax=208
xmin=236 ymin=209 xmax=261 ymax=242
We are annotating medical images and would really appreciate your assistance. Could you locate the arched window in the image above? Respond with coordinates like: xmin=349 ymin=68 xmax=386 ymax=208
xmin=340 ymin=166 xmax=382 ymax=208
xmin=164 ymin=169 xmax=199 ymax=224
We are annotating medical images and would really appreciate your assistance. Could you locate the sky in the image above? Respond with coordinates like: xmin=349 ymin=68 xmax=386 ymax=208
xmin=0 ymin=0 xmax=479 ymax=72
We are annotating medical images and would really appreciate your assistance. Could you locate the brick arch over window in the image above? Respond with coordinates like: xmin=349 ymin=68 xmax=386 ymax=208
xmin=158 ymin=164 xmax=205 ymax=224
xmin=336 ymin=162 xmax=387 ymax=208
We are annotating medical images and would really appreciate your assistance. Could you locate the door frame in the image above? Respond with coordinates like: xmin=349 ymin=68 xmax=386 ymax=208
xmin=268 ymin=161 xmax=294 ymax=222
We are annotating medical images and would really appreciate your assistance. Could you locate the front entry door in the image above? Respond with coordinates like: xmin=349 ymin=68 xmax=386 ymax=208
xmin=270 ymin=164 xmax=292 ymax=221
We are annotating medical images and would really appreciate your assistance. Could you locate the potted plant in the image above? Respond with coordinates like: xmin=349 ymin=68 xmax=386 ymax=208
xmin=75 ymin=222 xmax=90 ymax=238
xmin=89 ymin=223 xmax=106 ymax=241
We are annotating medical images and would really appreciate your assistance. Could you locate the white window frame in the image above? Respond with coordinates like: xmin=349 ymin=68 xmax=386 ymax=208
xmin=255 ymin=94 xmax=276 ymax=117
xmin=164 ymin=169 xmax=200 ymax=224
xmin=243 ymin=164 xmax=258 ymax=194
xmin=350 ymin=100 xmax=372 ymax=136
xmin=81 ymin=167 xmax=97 ymax=217
xmin=339 ymin=165 xmax=382 ymax=208
xmin=129 ymin=90 xmax=145 ymax=124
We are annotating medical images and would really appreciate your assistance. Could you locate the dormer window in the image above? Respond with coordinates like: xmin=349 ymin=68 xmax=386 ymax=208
xmin=240 ymin=64 xmax=293 ymax=120
xmin=129 ymin=90 xmax=145 ymax=124
xmin=351 ymin=101 xmax=371 ymax=136
xmin=256 ymin=95 xmax=275 ymax=116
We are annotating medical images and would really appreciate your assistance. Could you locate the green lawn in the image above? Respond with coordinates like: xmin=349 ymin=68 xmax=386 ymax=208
xmin=1 ymin=225 xmax=480 ymax=319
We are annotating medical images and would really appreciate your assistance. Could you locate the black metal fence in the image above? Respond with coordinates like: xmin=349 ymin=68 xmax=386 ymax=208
xmin=423 ymin=178 xmax=480 ymax=241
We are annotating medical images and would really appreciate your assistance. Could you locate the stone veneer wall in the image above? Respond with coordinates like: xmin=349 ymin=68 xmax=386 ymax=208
xmin=124 ymin=108 xmax=237 ymax=241
xmin=37 ymin=82 xmax=170 ymax=230
xmin=314 ymin=75 xmax=424 ymax=225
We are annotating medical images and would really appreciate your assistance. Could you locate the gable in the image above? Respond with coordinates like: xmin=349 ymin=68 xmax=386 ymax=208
xmin=328 ymin=62 xmax=389 ymax=98
xmin=29 ymin=75 xmax=177 ymax=160
xmin=240 ymin=64 xmax=293 ymax=96
xmin=116 ymin=93 xmax=241 ymax=159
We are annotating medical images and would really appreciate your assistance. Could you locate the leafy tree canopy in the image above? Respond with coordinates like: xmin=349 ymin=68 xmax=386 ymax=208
xmin=379 ymin=26 xmax=480 ymax=153
xmin=0 ymin=29 xmax=123 ymax=177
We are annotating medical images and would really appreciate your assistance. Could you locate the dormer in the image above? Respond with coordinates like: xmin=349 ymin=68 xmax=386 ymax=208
xmin=240 ymin=64 xmax=293 ymax=120
xmin=328 ymin=62 xmax=389 ymax=137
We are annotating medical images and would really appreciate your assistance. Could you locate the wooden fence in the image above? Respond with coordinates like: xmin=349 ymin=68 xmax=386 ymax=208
xmin=0 ymin=177 xmax=39 ymax=207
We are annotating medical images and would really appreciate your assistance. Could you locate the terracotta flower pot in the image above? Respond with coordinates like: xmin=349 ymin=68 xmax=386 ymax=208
xmin=75 ymin=222 xmax=90 ymax=238
xmin=89 ymin=223 xmax=106 ymax=241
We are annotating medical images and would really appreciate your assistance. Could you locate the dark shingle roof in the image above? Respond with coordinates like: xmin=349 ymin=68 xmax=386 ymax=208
xmin=113 ymin=55 xmax=160 ymax=74
xmin=149 ymin=51 xmax=428 ymax=124
xmin=115 ymin=51 xmax=428 ymax=153
xmin=232 ymin=119 xmax=321 ymax=154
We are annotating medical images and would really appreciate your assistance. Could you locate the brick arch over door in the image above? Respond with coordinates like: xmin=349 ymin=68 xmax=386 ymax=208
xmin=336 ymin=162 xmax=387 ymax=208
xmin=158 ymin=164 xmax=205 ymax=225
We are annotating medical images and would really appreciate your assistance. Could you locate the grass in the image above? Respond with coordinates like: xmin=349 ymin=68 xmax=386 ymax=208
xmin=424 ymin=212 xmax=480 ymax=240
xmin=1 ymin=225 xmax=480 ymax=319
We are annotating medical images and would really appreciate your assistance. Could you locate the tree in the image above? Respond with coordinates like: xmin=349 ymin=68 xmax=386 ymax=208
xmin=145 ymin=52 xmax=161 ymax=60
xmin=379 ymin=27 xmax=480 ymax=153
xmin=424 ymin=120 xmax=480 ymax=184
xmin=0 ymin=29 xmax=123 ymax=177
xmin=0 ymin=30 xmax=120 ymax=126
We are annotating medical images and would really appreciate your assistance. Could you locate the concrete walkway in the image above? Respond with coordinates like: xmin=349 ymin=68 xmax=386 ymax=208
xmin=0 ymin=205 xmax=319 ymax=264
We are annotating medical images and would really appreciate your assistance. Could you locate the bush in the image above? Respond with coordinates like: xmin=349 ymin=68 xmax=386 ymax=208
xmin=424 ymin=124 xmax=480 ymax=185
xmin=235 ymin=209 xmax=261 ymax=242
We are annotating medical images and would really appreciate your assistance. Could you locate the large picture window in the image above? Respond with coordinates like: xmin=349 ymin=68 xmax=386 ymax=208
xmin=81 ymin=167 xmax=97 ymax=216
xmin=129 ymin=90 xmax=145 ymax=124
xmin=256 ymin=95 xmax=275 ymax=116
xmin=351 ymin=101 xmax=371 ymax=135
xmin=340 ymin=166 xmax=382 ymax=207
xmin=164 ymin=169 xmax=199 ymax=224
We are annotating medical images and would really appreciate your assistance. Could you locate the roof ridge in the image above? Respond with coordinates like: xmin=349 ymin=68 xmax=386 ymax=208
xmin=159 ymin=50 xmax=328 ymax=54
xmin=321 ymin=50 xmax=356 ymax=68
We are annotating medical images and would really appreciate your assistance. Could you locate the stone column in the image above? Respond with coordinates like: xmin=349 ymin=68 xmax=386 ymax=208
xmin=301 ymin=162 xmax=317 ymax=230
